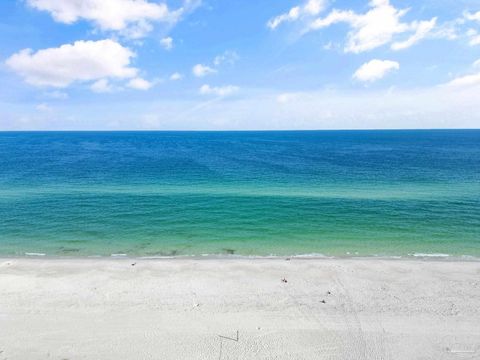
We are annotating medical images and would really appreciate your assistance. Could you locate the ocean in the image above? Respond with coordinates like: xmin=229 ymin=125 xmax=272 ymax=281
xmin=0 ymin=130 xmax=479 ymax=258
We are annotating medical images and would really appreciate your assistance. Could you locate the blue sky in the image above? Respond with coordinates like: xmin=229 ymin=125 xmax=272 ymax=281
xmin=1 ymin=0 xmax=480 ymax=130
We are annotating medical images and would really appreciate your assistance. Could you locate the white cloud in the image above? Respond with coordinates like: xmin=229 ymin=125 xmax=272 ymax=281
xmin=464 ymin=11 xmax=480 ymax=22
xmin=445 ymin=73 xmax=480 ymax=87
xmin=309 ymin=0 xmax=436 ymax=53
xmin=442 ymin=55 xmax=480 ymax=88
xmin=268 ymin=0 xmax=325 ymax=29
xmin=127 ymin=77 xmax=153 ymax=90
xmin=192 ymin=51 xmax=238 ymax=80
xmin=199 ymin=84 xmax=239 ymax=96
xmin=303 ymin=0 xmax=324 ymax=16
xmin=170 ymin=72 xmax=183 ymax=80
xmin=91 ymin=79 xmax=114 ymax=93
xmin=213 ymin=50 xmax=239 ymax=66
xmin=6 ymin=39 xmax=137 ymax=88
xmin=26 ymin=0 xmax=176 ymax=38
xmin=160 ymin=37 xmax=173 ymax=50
xmin=268 ymin=7 xmax=301 ymax=30
xmin=119 ymin=20 xmax=154 ymax=39
xmin=192 ymin=64 xmax=217 ymax=77
xmin=466 ymin=29 xmax=480 ymax=46
xmin=353 ymin=59 xmax=399 ymax=82
xmin=391 ymin=18 xmax=437 ymax=50
xmin=430 ymin=21 xmax=460 ymax=41
xmin=462 ymin=12 xmax=480 ymax=46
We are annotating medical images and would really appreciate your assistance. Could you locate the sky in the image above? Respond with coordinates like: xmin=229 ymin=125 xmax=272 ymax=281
xmin=1 ymin=0 xmax=480 ymax=130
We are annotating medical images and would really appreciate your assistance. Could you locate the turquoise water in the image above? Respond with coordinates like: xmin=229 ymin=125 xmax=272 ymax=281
xmin=0 ymin=130 xmax=479 ymax=257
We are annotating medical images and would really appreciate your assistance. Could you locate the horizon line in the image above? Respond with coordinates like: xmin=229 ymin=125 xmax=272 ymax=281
xmin=1 ymin=128 xmax=480 ymax=133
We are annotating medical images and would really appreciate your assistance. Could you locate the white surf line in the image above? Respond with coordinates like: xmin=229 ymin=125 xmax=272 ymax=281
xmin=411 ymin=253 xmax=450 ymax=257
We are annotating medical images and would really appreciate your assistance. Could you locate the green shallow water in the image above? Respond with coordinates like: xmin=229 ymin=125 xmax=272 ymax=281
xmin=0 ymin=130 xmax=479 ymax=257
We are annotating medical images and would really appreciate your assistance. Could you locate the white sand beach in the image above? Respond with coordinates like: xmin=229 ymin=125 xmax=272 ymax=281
xmin=0 ymin=258 xmax=479 ymax=359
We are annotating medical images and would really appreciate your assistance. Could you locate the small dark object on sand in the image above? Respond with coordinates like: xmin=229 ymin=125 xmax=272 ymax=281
xmin=286 ymin=258 xmax=291 ymax=261
xmin=131 ymin=263 xmax=136 ymax=266
xmin=320 ymin=299 xmax=326 ymax=304
xmin=327 ymin=291 xmax=331 ymax=295
xmin=281 ymin=278 xmax=288 ymax=283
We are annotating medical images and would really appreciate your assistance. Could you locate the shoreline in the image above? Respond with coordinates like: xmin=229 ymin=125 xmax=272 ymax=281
xmin=3 ymin=253 xmax=480 ymax=262
xmin=1 ymin=257 xmax=479 ymax=359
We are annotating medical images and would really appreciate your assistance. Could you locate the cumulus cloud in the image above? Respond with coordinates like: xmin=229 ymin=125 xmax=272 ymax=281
xmin=353 ymin=59 xmax=399 ymax=82
xmin=5 ymin=39 xmax=137 ymax=88
xmin=27 ymin=0 xmax=166 ymax=38
xmin=26 ymin=0 xmax=201 ymax=39
xmin=127 ymin=77 xmax=153 ymax=90
xmin=268 ymin=0 xmax=325 ymax=29
xmin=160 ymin=37 xmax=173 ymax=50
xmin=192 ymin=64 xmax=217 ymax=77
xmin=309 ymin=0 xmax=436 ymax=53
xmin=170 ymin=72 xmax=183 ymax=80
xmin=199 ymin=84 xmax=238 ymax=96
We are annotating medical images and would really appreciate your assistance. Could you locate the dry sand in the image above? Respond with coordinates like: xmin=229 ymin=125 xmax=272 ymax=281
xmin=0 ymin=258 xmax=479 ymax=359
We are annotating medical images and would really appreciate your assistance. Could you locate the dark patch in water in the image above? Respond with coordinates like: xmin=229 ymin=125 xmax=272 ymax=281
xmin=223 ymin=248 xmax=235 ymax=255
xmin=59 ymin=247 xmax=81 ymax=253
